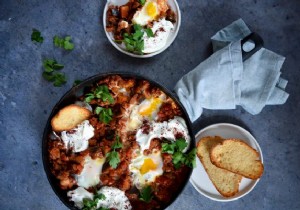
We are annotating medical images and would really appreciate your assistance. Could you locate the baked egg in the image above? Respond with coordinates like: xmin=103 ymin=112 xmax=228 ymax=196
xmin=129 ymin=149 xmax=163 ymax=189
xmin=127 ymin=95 xmax=165 ymax=130
xmin=132 ymin=0 xmax=160 ymax=26
xmin=75 ymin=155 xmax=105 ymax=189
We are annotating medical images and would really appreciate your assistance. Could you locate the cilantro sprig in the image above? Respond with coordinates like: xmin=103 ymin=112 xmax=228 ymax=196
xmin=162 ymin=138 xmax=196 ymax=169
xmin=95 ymin=107 xmax=113 ymax=124
xmin=106 ymin=136 xmax=122 ymax=169
xmin=138 ymin=0 xmax=146 ymax=6
xmin=43 ymin=59 xmax=64 ymax=72
xmin=42 ymin=59 xmax=67 ymax=87
xmin=123 ymin=24 xmax=153 ymax=55
xmin=82 ymin=192 xmax=107 ymax=210
xmin=85 ymin=85 xmax=114 ymax=104
xmin=145 ymin=28 xmax=154 ymax=38
xmin=53 ymin=35 xmax=74 ymax=50
xmin=31 ymin=29 xmax=44 ymax=43
xmin=139 ymin=185 xmax=153 ymax=203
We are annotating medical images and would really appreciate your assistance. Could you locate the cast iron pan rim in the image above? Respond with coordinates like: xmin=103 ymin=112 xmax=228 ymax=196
xmin=42 ymin=71 xmax=195 ymax=210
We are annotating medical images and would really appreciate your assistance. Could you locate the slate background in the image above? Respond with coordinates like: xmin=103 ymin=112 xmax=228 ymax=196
xmin=1 ymin=0 xmax=300 ymax=209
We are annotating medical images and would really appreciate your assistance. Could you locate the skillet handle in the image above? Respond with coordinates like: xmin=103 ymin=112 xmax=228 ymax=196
xmin=241 ymin=32 xmax=264 ymax=62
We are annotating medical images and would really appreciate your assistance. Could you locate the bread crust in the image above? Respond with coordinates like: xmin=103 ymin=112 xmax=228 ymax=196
xmin=210 ymin=139 xmax=264 ymax=179
xmin=196 ymin=136 xmax=242 ymax=197
xmin=51 ymin=104 xmax=92 ymax=132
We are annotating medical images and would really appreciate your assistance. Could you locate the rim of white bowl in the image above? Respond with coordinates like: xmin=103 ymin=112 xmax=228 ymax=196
xmin=103 ymin=0 xmax=182 ymax=58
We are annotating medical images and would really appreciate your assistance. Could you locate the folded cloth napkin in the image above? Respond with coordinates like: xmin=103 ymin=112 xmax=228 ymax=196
xmin=174 ymin=19 xmax=289 ymax=122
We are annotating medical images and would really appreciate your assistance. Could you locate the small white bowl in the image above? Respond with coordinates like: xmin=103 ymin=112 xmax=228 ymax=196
xmin=190 ymin=123 xmax=263 ymax=202
xmin=103 ymin=0 xmax=181 ymax=58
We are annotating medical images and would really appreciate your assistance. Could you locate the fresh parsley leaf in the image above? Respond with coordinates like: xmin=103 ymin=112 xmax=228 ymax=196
xmin=133 ymin=24 xmax=142 ymax=31
xmin=122 ymin=24 xmax=145 ymax=54
xmin=63 ymin=36 xmax=74 ymax=50
xmin=52 ymin=73 xmax=67 ymax=87
xmin=85 ymin=85 xmax=114 ymax=104
xmin=162 ymin=139 xmax=195 ymax=169
xmin=184 ymin=148 xmax=196 ymax=168
xmin=145 ymin=28 xmax=154 ymax=37
xmin=172 ymin=151 xmax=184 ymax=165
xmin=112 ymin=135 xmax=122 ymax=150
xmin=43 ymin=59 xmax=64 ymax=72
xmin=82 ymin=198 xmax=95 ymax=209
xmin=94 ymin=193 xmax=106 ymax=201
xmin=42 ymin=72 xmax=55 ymax=81
xmin=139 ymin=0 xmax=146 ymax=6
xmin=139 ymin=186 xmax=152 ymax=203
xmin=53 ymin=35 xmax=64 ymax=47
xmin=162 ymin=142 xmax=176 ymax=154
xmin=175 ymin=138 xmax=188 ymax=152
xmin=106 ymin=150 xmax=120 ymax=169
xmin=85 ymin=93 xmax=95 ymax=103
xmin=53 ymin=35 xmax=74 ymax=50
xmin=172 ymin=151 xmax=185 ymax=169
xmin=94 ymin=85 xmax=114 ymax=103
xmin=43 ymin=59 xmax=55 ymax=73
xmin=95 ymin=107 xmax=113 ymax=124
xmin=42 ymin=59 xmax=66 ymax=87
xmin=105 ymin=136 xmax=122 ymax=169
xmin=82 ymin=192 xmax=106 ymax=210
xmin=73 ymin=79 xmax=82 ymax=86
xmin=31 ymin=29 xmax=44 ymax=43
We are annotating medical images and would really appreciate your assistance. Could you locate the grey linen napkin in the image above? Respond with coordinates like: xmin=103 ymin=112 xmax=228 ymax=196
xmin=174 ymin=19 xmax=289 ymax=122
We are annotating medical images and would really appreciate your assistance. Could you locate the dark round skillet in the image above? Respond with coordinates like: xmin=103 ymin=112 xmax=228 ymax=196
xmin=42 ymin=72 xmax=195 ymax=210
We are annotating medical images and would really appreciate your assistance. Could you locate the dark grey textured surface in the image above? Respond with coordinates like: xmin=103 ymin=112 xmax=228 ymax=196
xmin=1 ymin=0 xmax=300 ymax=209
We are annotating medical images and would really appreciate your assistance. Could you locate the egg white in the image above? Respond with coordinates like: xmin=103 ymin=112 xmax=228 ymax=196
xmin=136 ymin=116 xmax=190 ymax=152
xmin=75 ymin=155 xmax=105 ymax=189
xmin=96 ymin=186 xmax=132 ymax=210
xmin=67 ymin=186 xmax=132 ymax=210
xmin=61 ymin=120 xmax=95 ymax=153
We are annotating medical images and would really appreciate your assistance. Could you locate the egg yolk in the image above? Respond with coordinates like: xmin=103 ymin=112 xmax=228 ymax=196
xmin=139 ymin=98 xmax=162 ymax=117
xmin=146 ymin=2 xmax=158 ymax=18
xmin=140 ymin=158 xmax=157 ymax=174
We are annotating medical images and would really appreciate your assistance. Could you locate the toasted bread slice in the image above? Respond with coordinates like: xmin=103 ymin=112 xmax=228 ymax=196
xmin=197 ymin=136 xmax=242 ymax=197
xmin=51 ymin=104 xmax=92 ymax=132
xmin=210 ymin=139 xmax=264 ymax=179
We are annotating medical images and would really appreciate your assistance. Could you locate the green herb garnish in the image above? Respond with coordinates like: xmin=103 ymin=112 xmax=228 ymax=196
xmin=123 ymin=24 xmax=145 ymax=54
xmin=43 ymin=59 xmax=64 ymax=72
xmin=139 ymin=0 xmax=146 ymax=6
xmin=82 ymin=192 xmax=106 ymax=210
xmin=184 ymin=148 xmax=196 ymax=168
xmin=175 ymin=138 xmax=188 ymax=152
xmin=162 ymin=138 xmax=196 ymax=169
xmin=85 ymin=85 xmax=114 ymax=104
xmin=106 ymin=136 xmax=122 ymax=169
xmin=53 ymin=35 xmax=74 ymax=50
xmin=111 ymin=135 xmax=122 ymax=149
xmin=31 ymin=29 xmax=44 ymax=43
xmin=73 ymin=79 xmax=82 ymax=86
xmin=139 ymin=185 xmax=153 ymax=203
xmin=106 ymin=151 xmax=120 ymax=169
xmin=145 ymin=28 xmax=154 ymax=37
xmin=95 ymin=107 xmax=113 ymax=124
xmin=42 ymin=59 xmax=66 ymax=87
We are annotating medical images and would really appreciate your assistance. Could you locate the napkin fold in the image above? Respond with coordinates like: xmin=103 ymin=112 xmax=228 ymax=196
xmin=175 ymin=19 xmax=289 ymax=122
